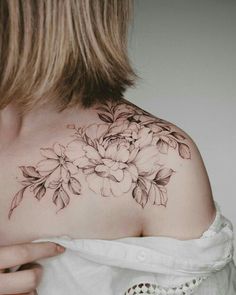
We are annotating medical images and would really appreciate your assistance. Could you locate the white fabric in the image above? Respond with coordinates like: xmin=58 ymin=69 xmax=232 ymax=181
xmin=32 ymin=201 xmax=236 ymax=295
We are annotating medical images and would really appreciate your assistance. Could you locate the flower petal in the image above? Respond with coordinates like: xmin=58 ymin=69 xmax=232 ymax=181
xmin=40 ymin=148 xmax=58 ymax=159
xmin=83 ymin=167 xmax=95 ymax=174
xmin=115 ymin=144 xmax=129 ymax=162
xmin=74 ymin=157 xmax=92 ymax=168
xmin=95 ymin=164 xmax=109 ymax=177
xmin=53 ymin=143 xmax=65 ymax=157
xmin=85 ymin=123 xmax=109 ymax=140
xmin=110 ymin=170 xmax=132 ymax=196
xmin=134 ymin=146 xmax=160 ymax=174
xmin=36 ymin=159 xmax=59 ymax=172
xmin=65 ymin=140 xmax=86 ymax=161
xmin=109 ymin=169 xmax=124 ymax=182
xmin=118 ymin=162 xmax=128 ymax=169
xmin=86 ymin=173 xmax=103 ymax=194
xmin=102 ymin=158 xmax=115 ymax=168
xmin=110 ymin=161 xmax=119 ymax=171
xmin=128 ymin=163 xmax=139 ymax=181
xmin=104 ymin=143 xmax=117 ymax=159
xmin=61 ymin=167 xmax=70 ymax=183
xmin=84 ymin=145 xmax=101 ymax=162
xmin=135 ymin=127 xmax=153 ymax=148
xmin=128 ymin=147 xmax=139 ymax=162
xmin=119 ymin=170 xmax=132 ymax=192
xmin=110 ymin=179 xmax=124 ymax=196
xmin=65 ymin=162 xmax=79 ymax=174
xmin=101 ymin=178 xmax=112 ymax=197
xmin=44 ymin=167 xmax=61 ymax=188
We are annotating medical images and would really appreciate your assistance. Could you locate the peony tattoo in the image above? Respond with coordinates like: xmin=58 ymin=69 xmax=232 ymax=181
xmin=8 ymin=101 xmax=191 ymax=219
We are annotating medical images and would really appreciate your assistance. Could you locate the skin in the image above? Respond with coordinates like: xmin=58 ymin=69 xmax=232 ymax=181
xmin=0 ymin=97 xmax=216 ymax=292
xmin=6 ymin=99 xmax=191 ymax=219
xmin=1 ymin=98 xmax=215 ymax=239
xmin=0 ymin=241 xmax=65 ymax=295
xmin=0 ymin=99 xmax=148 ymax=245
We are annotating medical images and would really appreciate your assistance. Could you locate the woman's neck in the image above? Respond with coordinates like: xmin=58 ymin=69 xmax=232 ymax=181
xmin=0 ymin=104 xmax=23 ymax=148
xmin=0 ymin=102 xmax=84 ymax=152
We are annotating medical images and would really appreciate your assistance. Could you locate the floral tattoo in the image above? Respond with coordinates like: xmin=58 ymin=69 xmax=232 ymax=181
xmin=8 ymin=101 xmax=191 ymax=219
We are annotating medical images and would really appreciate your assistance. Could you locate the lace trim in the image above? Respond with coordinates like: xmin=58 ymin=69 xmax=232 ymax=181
xmin=124 ymin=276 xmax=208 ymax=295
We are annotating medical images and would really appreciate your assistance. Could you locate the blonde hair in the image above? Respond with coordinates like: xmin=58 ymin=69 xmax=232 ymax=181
xmin=0 ymin=0 xmax=139 ymax=114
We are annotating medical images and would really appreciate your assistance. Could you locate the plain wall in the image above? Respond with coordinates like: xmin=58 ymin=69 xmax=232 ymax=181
xmin=126 ymin=0 xmax=236 ymax=260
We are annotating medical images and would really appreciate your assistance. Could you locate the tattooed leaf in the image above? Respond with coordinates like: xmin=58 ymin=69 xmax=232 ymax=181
xmin=19 ymin=166 xmax=41 ymax=178
xmin=154 ymin=168 xmax=175 ymax=186
xmin=98 ymin=113 xmax=113 ymax=123
xmin=132 ymin=184 xmax=148 ymax=208
xmin=156 ymin=139 xmax=169 ymax=154
xmin=21 ymin=179 xmax=35 ymax=186
xmin=32 ymin=183 xmax=41 ymax=193
xmin=52 ymin=186 xmax=70 ymax=210
xmin=116 ymin=112 xmax=133 ymax=120
xmin=8 ymin=188 xmax=26 ymax=219
xmin=48 ymin=181 xmax=61 ymax=189
xmin=40 ymin=148 xmax=58 ymax=159
xmin=35 ymin=185 xmax=46 ymax=201
xmin=84 ymin=133 xmax=95 ymax=146
xmin=171 ymin=131 xmax=186 ymax=140
xmin=158 ymin=186 xmax=168 ymax=206
xmin=137 ymin=178 xmax=147 ymax=191
xmin=178 ymin=142 xmax=191 ymax=159
xmin=68 ymin=177 xmax=81 ymax=195
xmin=148 ymin=182 xmax=159 ymax=205
xmin=167 ymin=136 xmax=177 ymax=148
xmin=158 ymin=131 xmax=171 ymax=137
xmin=161 ymin=125 xmax=172 ymax=131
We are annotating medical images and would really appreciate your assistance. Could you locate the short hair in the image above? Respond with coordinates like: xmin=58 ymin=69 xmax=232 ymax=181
xmin=0 ymin=0 xmax=139 ymax=114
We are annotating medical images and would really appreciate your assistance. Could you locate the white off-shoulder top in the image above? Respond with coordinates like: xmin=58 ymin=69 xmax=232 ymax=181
xmin=32 ymin=201 xmax=236 ymax=295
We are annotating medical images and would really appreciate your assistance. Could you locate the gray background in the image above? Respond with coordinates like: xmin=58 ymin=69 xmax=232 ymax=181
xmin=127 ymin=0 xmax=236 ymax=261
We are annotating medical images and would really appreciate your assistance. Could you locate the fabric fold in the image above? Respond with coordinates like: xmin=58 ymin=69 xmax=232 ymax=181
xmin=32 ymin=201 xmax=235 ymax=276
xmin=31 ymin=200 xmax=236 ymax=295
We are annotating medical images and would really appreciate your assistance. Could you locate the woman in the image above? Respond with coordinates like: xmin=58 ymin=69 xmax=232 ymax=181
xmin=0 ymin=1 xmax=235 ymax=294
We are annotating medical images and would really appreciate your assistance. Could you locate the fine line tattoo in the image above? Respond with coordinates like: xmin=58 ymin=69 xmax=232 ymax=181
xmin=8 ymin=101 xmax=191 ymax=219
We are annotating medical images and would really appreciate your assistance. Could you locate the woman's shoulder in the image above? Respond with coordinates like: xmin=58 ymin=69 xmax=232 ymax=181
xmin=87 ymin=98 xmax=216 ymax=240
xmin=118 ymin=100 xmax=217 ymax=240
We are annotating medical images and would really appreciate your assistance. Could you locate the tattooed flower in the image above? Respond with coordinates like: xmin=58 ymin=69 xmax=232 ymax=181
xmin=65 ymin=137 xmax=139 ymax=197
xmin=103 ymin=120 xmax=154 ymax=149
xmin=132 ymin=145 xmax=162 ymax=180
xmin=36 ymin=143 xmax=79 ymax=188
xmin=102 ymin=119 xmax=163 ymax=180
xmin=65 ymin=114 xmax=165 ymax=198
xmin=8 ymin=100 xmax=191 ymax=220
